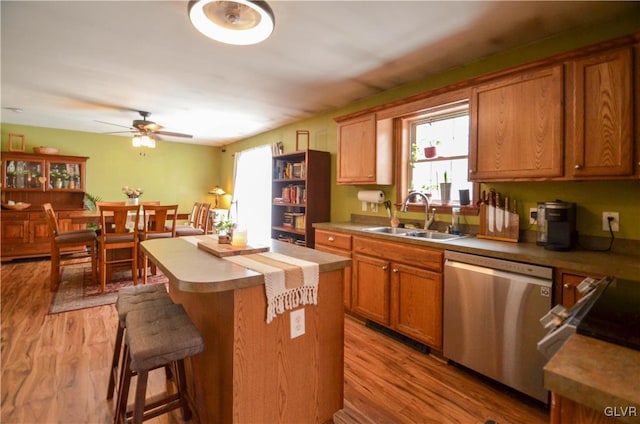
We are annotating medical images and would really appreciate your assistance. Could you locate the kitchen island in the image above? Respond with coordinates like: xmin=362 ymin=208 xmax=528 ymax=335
xmin=139 ymin=235 xmax=351 ymax=424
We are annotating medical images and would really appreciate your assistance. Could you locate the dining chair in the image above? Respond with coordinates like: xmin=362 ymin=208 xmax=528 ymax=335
xmin=139 ymin=204 xmax=178 ymax=284
xmin=43 ymin=203 xmax=98 ymax=291
xmin=99 ymin=204 xmax=140 ymax=292
xmin=175 ymin=202 xmax=211 ymax=236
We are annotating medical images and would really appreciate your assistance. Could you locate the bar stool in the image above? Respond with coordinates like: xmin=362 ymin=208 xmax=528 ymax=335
xmin=114 ymin=303 xmax=204 ymax=424
xmin=106 ymin=284 xmax=173 ymax=401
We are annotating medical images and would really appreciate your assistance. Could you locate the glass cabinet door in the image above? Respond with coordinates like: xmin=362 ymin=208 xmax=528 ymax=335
xmin=3 ymin=158 xmax=46 ymax=190
xmin=48 ymin=161 xmax=83 ymax=191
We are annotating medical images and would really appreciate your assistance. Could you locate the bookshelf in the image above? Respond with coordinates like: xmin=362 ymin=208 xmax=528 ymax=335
xmin=271 ymin=150 xmax=330 ymax=248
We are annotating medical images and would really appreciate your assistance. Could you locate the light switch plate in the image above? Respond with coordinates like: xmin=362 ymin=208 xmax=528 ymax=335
xmin=290 ymin=309 xmax=305 ymax=339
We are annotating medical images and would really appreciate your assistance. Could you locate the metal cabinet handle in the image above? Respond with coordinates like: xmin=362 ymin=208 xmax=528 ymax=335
xmin=563 ymin=283 xmax=571 ymax=289
xmin=328 ymin=236 xmax=335 ymax=242
xmin=574 ymin=164 xmax=582 ymax=169
xmin=392 ymin=268 xmax=399 ymax=273
xmin=382 ymin=265 xmax=388 ymax=271
xmin=469 ymin=169 xmax=475 ymax=174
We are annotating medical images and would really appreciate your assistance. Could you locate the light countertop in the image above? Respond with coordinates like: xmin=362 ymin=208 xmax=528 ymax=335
xmin=544 ymin=334 xmax=640 ymax=424
xmin=140 ymin=235 xmax=351 ymax=293
xmin=313 ymin=222 xmax=640 ymax=280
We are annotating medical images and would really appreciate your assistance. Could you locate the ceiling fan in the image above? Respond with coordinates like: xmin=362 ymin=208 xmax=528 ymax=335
xmin=96 ymin=111 xmax=193 ymax=140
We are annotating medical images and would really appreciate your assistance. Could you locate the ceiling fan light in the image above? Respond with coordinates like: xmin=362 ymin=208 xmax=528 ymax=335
xmin=188 ymin=0 xmax=275 ymax=45
xmin=132 ymin=135 xmax=142 ymax=147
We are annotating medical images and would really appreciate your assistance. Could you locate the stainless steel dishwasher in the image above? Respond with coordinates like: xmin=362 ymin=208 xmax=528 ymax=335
xmin=443 ymin=250 xmax=552 ymax=404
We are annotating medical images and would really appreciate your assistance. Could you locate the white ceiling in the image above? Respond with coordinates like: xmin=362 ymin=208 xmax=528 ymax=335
xmin=2 ymin=1 xmax=638 ymax=147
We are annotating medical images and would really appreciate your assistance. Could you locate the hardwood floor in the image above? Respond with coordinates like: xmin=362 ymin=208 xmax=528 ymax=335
xmin=1 ymin=259 xmax=549 ymax=423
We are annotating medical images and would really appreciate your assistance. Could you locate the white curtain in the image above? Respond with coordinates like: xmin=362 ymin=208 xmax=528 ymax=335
xmin=231 ymin=145 xmax=272 ymax=245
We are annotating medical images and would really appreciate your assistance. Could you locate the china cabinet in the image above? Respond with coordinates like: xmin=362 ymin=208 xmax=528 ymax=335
xmin=1 ymin=151 xmax=88 ymax=261
xmin=271 ymin=150 xmax=330 ymax=248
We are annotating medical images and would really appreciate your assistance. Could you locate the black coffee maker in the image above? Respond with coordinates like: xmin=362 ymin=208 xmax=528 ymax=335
xmin=544 ymin=201 xmax=576 ymax=251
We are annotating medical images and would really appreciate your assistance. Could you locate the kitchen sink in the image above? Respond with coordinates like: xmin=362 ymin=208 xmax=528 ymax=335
xmin=408 ymin=231 xmax=469 ymax=241
xmin=365 ymin=227 xmax=420 ymax=235
xmin=364 ymin=227 xmax=469 ymax=241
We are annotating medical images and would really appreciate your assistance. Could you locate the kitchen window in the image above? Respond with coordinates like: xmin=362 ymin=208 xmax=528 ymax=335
xmin=409 ymin=104 xmax=470 ymax=205
xmin=394 ymin=91 xmax=478 ymax=213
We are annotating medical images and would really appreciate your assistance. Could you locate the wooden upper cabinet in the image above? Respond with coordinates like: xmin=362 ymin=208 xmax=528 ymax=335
xmin=469 ymin=65 xmax=564 ymax=181
xmin=566 ymin=47 xmax=635 ymax=178
xmin=336 ymin=113 xmax=393 ymax=185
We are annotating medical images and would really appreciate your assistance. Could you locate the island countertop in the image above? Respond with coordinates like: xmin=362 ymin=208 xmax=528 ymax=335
xmin=140 ymin=235 xmax=350 ymax=423
xmin=140 ymin=235 xmax=352 ymax=293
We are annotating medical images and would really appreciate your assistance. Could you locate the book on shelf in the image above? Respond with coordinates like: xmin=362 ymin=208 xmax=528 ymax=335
xmin=273 ymin=160 xmax=306 ymax=180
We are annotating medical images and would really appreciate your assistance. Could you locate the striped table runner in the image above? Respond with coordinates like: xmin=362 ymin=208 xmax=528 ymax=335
xmin=223 ymin=252 xmax=319 ymax=323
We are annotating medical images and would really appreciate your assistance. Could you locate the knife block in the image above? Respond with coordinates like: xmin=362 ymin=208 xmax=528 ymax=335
xmin=477 ymin=204 xmax=519 ymax=242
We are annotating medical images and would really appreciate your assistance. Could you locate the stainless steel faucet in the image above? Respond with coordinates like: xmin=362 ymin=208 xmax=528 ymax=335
xmin=401 ymin=191 xmax=435 ymax=230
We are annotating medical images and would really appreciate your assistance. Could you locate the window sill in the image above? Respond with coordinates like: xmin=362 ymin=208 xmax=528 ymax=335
xmin=402 ymin=202 xmax=479 ymax=216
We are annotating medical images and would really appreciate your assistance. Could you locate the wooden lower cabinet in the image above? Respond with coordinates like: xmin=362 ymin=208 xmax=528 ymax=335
xmin=352 ymin=253 xmax=390 ymax=324
xmin=551 ymin=393 xmax=622 ymax=424
xmin=391 ymin=262 xmax=442 ymax=349
xmin=1 ymin=211 xmax=49 ymax=260
xmin=352 ymin=235 xmax=444 ymax=349
xmin=555 ymin=269 xmax=603 ymax=308
xmin=314 ymin=230 xmax=353 ymax=310
xmin=1 ymin=210 xmax=89 ymax=261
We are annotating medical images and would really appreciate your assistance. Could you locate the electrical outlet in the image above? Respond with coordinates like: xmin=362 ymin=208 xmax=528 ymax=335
xmin=529 ymin=208 xmax=538 ymax=225
xmin=602 ymin=211 xmax=619 ymax=232
xmin=290 ymin=308 xmax=305 ymax=339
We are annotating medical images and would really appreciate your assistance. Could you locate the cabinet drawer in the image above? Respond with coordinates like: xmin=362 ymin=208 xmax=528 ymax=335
xmin=315 ymin=230 xmax=352 ymax=250
xmin=1 ymin=211 xmax=29 ymax=221
xmin=353 ymin=236 xmax=443 ymax=272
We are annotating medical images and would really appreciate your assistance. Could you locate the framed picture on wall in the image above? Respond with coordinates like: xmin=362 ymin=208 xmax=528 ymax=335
xmin=8 ymin=133 xmax=25 ymax=152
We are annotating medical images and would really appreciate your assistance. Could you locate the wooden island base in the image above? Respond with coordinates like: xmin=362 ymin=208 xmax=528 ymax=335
xmin=170 ymin=269 xmax=345 ymax=423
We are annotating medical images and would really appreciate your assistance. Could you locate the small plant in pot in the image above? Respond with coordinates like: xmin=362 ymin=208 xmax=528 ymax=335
xmin=424 ymin=139 xmax=441 ymax=159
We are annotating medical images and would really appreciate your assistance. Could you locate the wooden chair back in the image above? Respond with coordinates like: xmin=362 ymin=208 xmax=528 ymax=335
xmin=98 ymin=204 xmax=141 ymax=290
xmin=96 ymin=201 xmax=126 ymax=211
xmin=99 ymin=204 xmax=140 ymax=238
xmin=197 ymin=202 xmax=212 ymax=233
xmin=187 ymin=202 xmax=202 ymax=226
xmin=43 ymin=202 xmax=60 ymax=236
xmin=141 ymin=204 xmax=179 ymax=239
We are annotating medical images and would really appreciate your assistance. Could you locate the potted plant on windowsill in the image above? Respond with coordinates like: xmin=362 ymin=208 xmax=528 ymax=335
xmin=424 ymin=139 xmax=441 ymax=159
xmin=440 ymin=171 xmax=452 ymax=205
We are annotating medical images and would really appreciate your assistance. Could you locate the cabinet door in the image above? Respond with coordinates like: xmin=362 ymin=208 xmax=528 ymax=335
xmin=568 ymin=48 xmax=634 ymax=178
xmin=29 ymin=213 xmax=50 ymax=245
xmin=1 ymin=213 xmax=29 ymax=255
xmin=336 ymin=114 xmax=377 ymax=184
xmin=469 ymin=65 xmax=564 ymax=181
xmin=315 ymin=244 xmax=352 ymax=310
xmin=390 ymin=262 xmax=443 ymax=349
xmin=352 ymin=253 xmax=390 ymax=325
xmin=2 ymin=157 xmax=46 ymax=190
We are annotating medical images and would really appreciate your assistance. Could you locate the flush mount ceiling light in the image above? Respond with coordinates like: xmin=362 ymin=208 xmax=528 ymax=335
xmin=188 ymin=0 xmax=275 ymax=45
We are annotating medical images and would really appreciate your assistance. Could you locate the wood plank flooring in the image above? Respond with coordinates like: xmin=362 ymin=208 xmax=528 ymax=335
xmin=1 ymin=259 xmax=549 ymax=423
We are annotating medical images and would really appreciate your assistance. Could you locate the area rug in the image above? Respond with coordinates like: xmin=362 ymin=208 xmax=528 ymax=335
xmin=48 ymin=264 xmax=168 ymax=315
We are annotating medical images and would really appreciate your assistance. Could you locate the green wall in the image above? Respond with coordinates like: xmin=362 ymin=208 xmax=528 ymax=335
xmin=221 ymin=11 xmax=640 ymax=241
xmin=1 ymin=124 xmax=220 ymax=214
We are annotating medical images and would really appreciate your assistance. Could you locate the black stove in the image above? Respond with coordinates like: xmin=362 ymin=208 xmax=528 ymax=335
xmin=577 ymin=277 xmax=640 ymax=351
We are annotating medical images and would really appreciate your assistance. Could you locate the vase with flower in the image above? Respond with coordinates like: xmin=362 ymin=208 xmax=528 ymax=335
xmin=122 ymin=186 xmax=143 ymax=205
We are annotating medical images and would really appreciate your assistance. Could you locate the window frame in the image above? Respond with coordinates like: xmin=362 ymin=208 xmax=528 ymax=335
xmin=392 ymin=90 xmax=479 ymax=215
